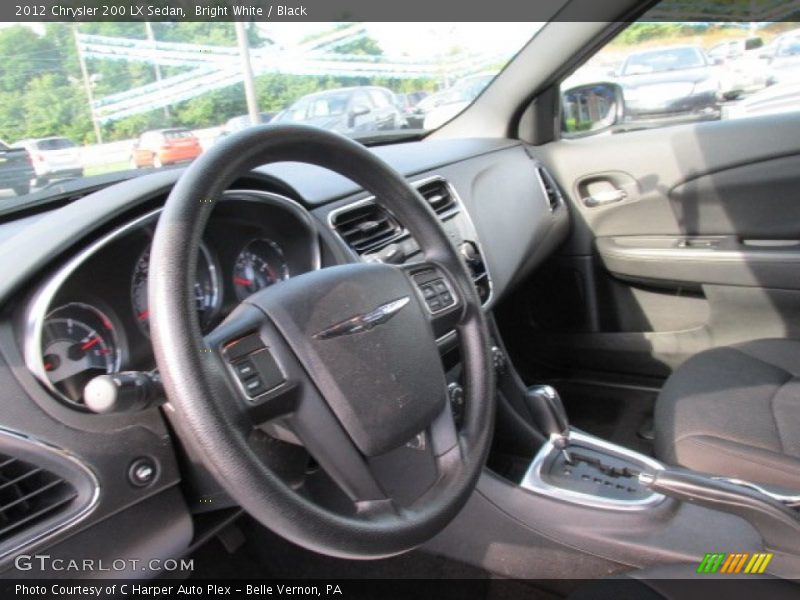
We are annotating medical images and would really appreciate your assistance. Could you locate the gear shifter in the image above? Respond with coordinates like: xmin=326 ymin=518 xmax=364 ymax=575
xmin=525 ymin=385 xmax=572 ymax=464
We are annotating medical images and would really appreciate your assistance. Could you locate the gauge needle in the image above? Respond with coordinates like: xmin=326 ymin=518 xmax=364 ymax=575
xmin=81 ymin=336 xmax=101 ymax=351
xmin=44 ymin=362 xmax=54 ymax=371
xmin=137 ymin=309 xmax=149 ymax=321
xmin=234 ymin=277 xmax=253 ymax=286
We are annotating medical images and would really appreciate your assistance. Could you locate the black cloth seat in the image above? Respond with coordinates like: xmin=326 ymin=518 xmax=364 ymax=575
xmin=654 ymin=339 xmax=800 ymax=489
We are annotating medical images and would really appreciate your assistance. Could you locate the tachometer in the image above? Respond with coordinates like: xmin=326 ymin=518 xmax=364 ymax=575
xmin=131 ymin=242 xmax=220 ymax=334
xmin=232 ymin=238 xmax=289 ymax=301
xmin=41 ymin=303 xmax=120 ymax=406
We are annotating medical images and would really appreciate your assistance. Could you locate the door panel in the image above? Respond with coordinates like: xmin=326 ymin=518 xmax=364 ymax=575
xmin=509 ymin=113 xmax=800 ymax=380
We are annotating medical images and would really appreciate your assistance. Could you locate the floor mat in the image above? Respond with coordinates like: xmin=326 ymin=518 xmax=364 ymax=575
xmin=549 ymin=380 xmax=657 ymax=456
xmin=188 ymin=517 xmax=563 ymax=599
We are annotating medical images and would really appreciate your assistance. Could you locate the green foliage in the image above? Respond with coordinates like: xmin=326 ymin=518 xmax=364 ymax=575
xmin=613 ymin=22 xmax=695 ymax=46
xmin=0 ymin=22 xmax=424 ymax=145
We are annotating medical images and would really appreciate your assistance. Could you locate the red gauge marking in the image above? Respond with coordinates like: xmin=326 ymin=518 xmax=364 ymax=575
xmin=81 ymin=337 xmax=101 ymax=351
xmin=234 ymin=277 xmax=253 ymax=286
xmin=137 ymin=309 xmax=150 ymax=321
xmin=44 ymin=362 xmax=54 ymax=371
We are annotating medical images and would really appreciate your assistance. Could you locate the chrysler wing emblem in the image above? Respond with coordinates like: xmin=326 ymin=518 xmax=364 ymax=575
xmin=313 ymin=296 xmax=410 ymax=340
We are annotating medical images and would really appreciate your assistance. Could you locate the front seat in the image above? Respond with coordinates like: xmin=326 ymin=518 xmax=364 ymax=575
xmin=654 ymin=338 xmax=800 ymax=489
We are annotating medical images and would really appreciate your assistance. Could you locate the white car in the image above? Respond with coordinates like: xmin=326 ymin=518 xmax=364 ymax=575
xmin=13 ymin=137 xmax=83 ymax=186
xmin=708 ymin=37 xmax=770 ymax=98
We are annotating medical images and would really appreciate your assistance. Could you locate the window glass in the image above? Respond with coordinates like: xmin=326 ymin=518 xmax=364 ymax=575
xmin=561 ymin=21 xmax=800 ymax=135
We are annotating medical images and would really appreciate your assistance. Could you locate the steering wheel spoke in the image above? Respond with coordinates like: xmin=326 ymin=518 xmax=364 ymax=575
xmin=287 ymin=392 xmax=390 ymax=504
xmin=204 ymin=303 xmax=302 ymax=428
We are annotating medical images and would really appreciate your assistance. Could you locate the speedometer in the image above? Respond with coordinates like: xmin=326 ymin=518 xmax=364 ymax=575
xmin=131 ymin=242 xmax=220 ymax=335
xmin=232 ymin=238 xmax=289 ymax=301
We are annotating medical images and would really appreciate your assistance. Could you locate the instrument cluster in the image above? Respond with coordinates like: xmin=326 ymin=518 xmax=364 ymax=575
xmin=26 ymin=190 xmax=319 ymax=408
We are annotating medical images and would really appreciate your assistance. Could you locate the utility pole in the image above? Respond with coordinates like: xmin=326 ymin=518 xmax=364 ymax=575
xmin=235 ymin=22 xmax=259 ymax=126
xmin=144 ymin=22 xmax=170 ymax=119
xmin=73 ymin=24 xmax=103 ymax=145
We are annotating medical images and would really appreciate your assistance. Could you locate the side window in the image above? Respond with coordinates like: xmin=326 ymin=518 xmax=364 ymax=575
xmin=560 ymin=20 xmax=799 ymax=137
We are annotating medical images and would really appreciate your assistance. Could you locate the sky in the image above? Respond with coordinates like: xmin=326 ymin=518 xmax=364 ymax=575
xmin=1 ymin=21 xmax=541 ymax=59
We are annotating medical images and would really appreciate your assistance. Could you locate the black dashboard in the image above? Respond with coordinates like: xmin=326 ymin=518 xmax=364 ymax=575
xmin=0 ymin=137 xmax=568 ymax=576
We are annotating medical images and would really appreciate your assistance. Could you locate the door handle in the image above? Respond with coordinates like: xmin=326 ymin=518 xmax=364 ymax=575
xmin=583 ymin=189 xmax=627 ymax=208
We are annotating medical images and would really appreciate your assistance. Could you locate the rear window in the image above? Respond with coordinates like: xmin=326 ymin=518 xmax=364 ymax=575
xmin=35 ymin=138 xmax=75 ymax=151
xmin=163 ymin=130 xmax=193 ymax=140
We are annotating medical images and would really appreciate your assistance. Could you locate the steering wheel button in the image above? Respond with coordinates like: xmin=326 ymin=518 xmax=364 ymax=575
xmin=223 ymin=333 xmax=266 ymax=361
xmin=440 ymin=291 xmax=454 ymax=306
xmin=432 ymin=280 xmax=448 ymax=294
xmin=422 ymin=285 xmax=436 ymax=299
xmin=234 ymin=360 xmax=256 ymax=379
xmin=244 ymin=376 xmax=266 ymax=397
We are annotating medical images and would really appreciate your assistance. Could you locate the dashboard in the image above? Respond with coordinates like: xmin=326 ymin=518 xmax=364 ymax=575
xmin=0 ymin=137 xmax=568 ymax=575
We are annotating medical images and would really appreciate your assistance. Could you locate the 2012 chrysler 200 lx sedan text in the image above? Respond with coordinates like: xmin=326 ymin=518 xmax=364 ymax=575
xmin=1 ymin=4 xmax=800 ymax=598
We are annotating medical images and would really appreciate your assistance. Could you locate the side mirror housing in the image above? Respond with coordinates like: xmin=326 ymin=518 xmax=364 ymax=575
xmin=561 ymin=82 xmax=625 ymax=137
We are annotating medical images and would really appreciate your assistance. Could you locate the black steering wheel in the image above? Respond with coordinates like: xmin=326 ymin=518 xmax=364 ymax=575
xmin=149 ymin=124 xmax=495 ymax=558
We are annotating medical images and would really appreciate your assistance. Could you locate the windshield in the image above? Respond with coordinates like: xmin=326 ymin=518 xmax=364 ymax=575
xmin=622 ymin=47 xmax=706 ymax=75
xmin=0 ymin=22 xmax=538 ymax=205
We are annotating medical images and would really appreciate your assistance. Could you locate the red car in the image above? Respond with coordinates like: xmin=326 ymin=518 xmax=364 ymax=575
xmin=129 ymin=128 xmax=202 ymax=169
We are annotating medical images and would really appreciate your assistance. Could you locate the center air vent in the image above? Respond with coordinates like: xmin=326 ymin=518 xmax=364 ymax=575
xmin=417 ymin=179 xmax=458 ymax=217
xmin=330 ymin=202 xmax=402 ymax=255
xmin=0 ymin=452 xmax=77 ymax=543
xmin=536 ymin=167 xmax=563 ymax=212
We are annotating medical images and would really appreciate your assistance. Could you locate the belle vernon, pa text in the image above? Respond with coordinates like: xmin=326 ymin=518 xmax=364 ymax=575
xmin=16 ymin=584 xmax=344 ymax=596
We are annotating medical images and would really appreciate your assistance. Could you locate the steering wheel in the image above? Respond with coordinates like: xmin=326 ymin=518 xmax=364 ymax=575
xmin=149 ymin=124 xmax=495 ymax=558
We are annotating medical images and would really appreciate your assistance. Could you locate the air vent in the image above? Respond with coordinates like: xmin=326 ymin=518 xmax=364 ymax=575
xmin=0 ymin=452 xmax=78 ymax=543
xmin=331 ymin=202 xmax=402 ymax=254
xmin=536 ymin=167 xmax=563 ymax=212
xmin=417 ymin=179 xmax=458 ymax=216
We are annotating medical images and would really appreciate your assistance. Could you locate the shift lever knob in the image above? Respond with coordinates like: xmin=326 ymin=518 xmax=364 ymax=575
xmin=525 ymin=385 xmax=572 ymax=464
xmin=526 ymin=385 xmax=569 ymax=437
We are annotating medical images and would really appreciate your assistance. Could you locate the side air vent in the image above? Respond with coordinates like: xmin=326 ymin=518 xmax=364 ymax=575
xmin=0 ymin=452 xmax=78 ymax=543
xmin=331 ymin=202 xmax=402 ymax=254
xmin=417 ymin=179 xmax=458 ymax=217
xmin=536 ymin=167 xmax=563 ymax=212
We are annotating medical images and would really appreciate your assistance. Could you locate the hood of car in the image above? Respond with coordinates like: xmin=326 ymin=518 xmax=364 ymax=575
xmin=618 ymin=66 xmax=713 ymax=88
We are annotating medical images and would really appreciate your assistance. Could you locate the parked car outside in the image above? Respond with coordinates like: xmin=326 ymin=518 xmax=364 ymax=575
xmin=12 ymin=136 xmax=83 ymax=185
xmin=724 ymin=80 xmax=800 ymax=119
xmin=393 ymin=91 xmax=429 ymax=127
xmin=416 ymin=72 xmax=496 ymax=129
xmin=707 ymin=36 xmax=769 ymax=98
xmin=272 ymin=86 xmax=405 ymax=135
xmin=765 ymin=28 xmax=800 ymax=85
xmin=129 ymin=128 xmax=202 ymax=169
xmin=615 ymin=45 xmax=721 ymax=121
xmin=0 ymin=140 xmax=34 ymax=196
xmin=216 ymin=112 xmax=277 ymax=142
